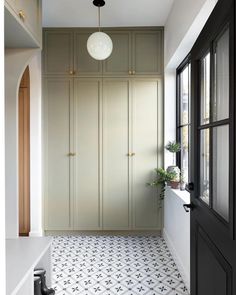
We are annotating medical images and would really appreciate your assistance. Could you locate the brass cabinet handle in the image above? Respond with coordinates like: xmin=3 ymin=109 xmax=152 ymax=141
xmin=69 ymin=70 xmax=75 ymax=75
xmin=18 ymin=10 xmax=26 ymax=21
xmin=128 ymin=70 xmax=132 ymax=75
xmin=132 ymin=70 xmax=136 ymax=75
xmin=127 ymin=152 xmax=135 ymax=157
xmin=68 ymin=152 xmax=76 ymax=156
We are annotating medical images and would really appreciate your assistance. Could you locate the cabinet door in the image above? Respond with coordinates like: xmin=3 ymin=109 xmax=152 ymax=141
xmin=5 ymin=0 xmax=42 ymax=45
xmin=17 ymin=0 xmax=41 ymax=42
xmin=44 ymin=78 xmax=73 ymax=230
xmin=133 ymin=31 xmax=163 ymax=75
xmin=132 ymin=79 xmax=162 ymax=229
xmin=74 ymin=31 xmax=102 ymax=75
xmin=103 ymin=31 xmax=131 ymax=75
xmin=43 ymin=30 xmax=73 ymax=75
xmin=74 ymin=79 xmax=101 ymax=229
xmin=103 ymin=79 xmax=130 ymax=229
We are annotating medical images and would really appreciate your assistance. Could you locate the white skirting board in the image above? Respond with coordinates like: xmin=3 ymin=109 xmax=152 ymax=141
xmin=163 ymin=228 xmax=190 ymax=292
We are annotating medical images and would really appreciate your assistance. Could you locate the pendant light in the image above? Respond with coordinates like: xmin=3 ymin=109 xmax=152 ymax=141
xmin=87 ymin=0 xmax=113 ymax=60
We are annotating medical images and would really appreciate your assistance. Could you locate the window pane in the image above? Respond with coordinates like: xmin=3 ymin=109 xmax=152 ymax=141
xmin=212 ymin=125 xmax=229 ymax=221
xmin=200 ymin=129 xmax=210 ymax=204
xmin=180 ymin=65 xmax=189 ymax=125
xmin=213 ymin=28 xmax=229 ymax=121
xmin=200 ymin=53 xmax=210 ymax=125
xmin=180 ymin=126 xmax=189 ymax=183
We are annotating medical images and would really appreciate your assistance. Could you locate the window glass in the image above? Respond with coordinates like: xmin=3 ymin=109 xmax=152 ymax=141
xmin=200 ymin=129 xmax=210 ymax=205
xmin=180 ymin=66 xmax=189 ymax=125
xmin=213 ymin=28 xmax=229 ymax=121
xmin=212 ymin=125 xmax=229 ymax=220
xmin=200 ymin=53 xmax=210 ymax=125
xmin=180 ymin=125 xmax=189 ymax=182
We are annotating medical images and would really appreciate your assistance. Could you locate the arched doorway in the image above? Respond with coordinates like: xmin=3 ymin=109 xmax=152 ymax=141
xmin=18 ymin=66 xmax=30 ymax=236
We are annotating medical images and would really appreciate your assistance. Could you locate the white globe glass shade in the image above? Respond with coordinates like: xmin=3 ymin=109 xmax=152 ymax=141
xmin=87 ymin=32 xmax=113 ymax=60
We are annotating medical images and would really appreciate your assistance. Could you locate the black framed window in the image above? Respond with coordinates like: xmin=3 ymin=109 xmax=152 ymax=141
xmin=176 ymin=57 xmax=191 ymax=184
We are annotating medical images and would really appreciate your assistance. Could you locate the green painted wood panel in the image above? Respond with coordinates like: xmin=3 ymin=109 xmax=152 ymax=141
xmin=102 ymin=79 xmax=130 ymax=229
xmin=133 ymin=31 xmax=163 ymax=75
xmin=103 ymin=31 xmax=132 ymax=75
xmin=74 ymin=31 xmax=102 ymax=75
xmin=44 ymin=78 xmax=74 ymax=230
xmin=43 ymin=30 xmax=73 ymax=75
xmin=73 ymin=79 xmax=101 ymax=229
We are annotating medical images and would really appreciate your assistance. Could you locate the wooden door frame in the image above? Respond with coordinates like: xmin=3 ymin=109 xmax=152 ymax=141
xmin=18 ymin=66 xmax=31 ymax=236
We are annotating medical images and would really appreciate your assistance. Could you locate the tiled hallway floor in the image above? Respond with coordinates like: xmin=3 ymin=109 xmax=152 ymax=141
xmin=51 ymin=235 xmax=189 ymax=295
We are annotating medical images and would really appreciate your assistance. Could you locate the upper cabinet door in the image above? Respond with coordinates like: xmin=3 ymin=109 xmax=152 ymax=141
xmin=43 ymin=30 xmax=73 ymax=76
xmin=132 ymin=30 xmax=163 ymax=75
xmin=5 ymin=0 xmax=42 ymax=46
xmin=74 ymin=31 xmax=102 ymax=76
xmin=103 ymin=31 xmax=132 ymax=76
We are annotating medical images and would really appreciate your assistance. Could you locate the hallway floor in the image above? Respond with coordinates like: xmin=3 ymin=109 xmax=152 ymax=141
xmin=51 ymin=235 xmax=189 ymax=295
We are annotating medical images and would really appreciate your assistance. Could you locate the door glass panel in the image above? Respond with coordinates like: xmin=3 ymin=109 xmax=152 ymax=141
xmin=212 ymin=125 xmax=229 ymax=221
xmin=213 ymin=28 xmax=229 ymax=121
xmin=200 ymin=53 xmax=210 ymax=125
xmin=200 ymin=129 xmax=210 ymax=204
xmin=180 ymin=66 xmax=189 ymax=125
xmin=180 ymin=125 xmax=189 ymax=182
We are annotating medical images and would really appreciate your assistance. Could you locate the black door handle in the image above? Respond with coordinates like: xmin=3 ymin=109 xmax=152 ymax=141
xmin=183 ymin=203 xmax=194 ymax=212
xmin=188 ymin=182 xmax=194 ymax=191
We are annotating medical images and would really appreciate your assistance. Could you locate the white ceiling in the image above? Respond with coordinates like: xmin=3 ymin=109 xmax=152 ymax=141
xmin=42 ymin=0 xmax=174 ymax=28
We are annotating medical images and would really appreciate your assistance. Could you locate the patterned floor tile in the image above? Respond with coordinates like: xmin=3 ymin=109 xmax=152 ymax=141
xmin=51 ymin=235 xmax=190 ymax=295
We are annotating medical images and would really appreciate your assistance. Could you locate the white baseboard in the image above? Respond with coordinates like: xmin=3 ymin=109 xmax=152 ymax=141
xmin=163 ymin=228 xmax=190 ymax=292
xmin=29 ymin=230 xmax=43 ymax=237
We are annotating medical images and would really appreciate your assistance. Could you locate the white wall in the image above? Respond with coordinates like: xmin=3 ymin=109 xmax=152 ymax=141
xmin=0 ymin=2 xmax=6 ymax=292
xmin=165 ymin=0 xmax=218 ymax=69
xmin=5 ymin=49 xmax=42 ymax=238
xmin=163 ymin=188 xmax=190 ymax=290
xmin=29 ymin=53 xmax=43 ymax=237
xmin=163 ymin=0 xmax=218 ymax=291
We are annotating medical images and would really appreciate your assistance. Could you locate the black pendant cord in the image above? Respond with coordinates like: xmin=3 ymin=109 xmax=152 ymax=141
xmin=98 ymin=6 xmax=101 ymax=32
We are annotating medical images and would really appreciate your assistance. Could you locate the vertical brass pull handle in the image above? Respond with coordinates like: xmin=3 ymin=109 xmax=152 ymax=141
xmin=19 ymin=10 xmax=26 ymax=21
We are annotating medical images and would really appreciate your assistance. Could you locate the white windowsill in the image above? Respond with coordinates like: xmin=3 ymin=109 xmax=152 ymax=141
xmin=165 ymin=186 xmax=190 ymax=203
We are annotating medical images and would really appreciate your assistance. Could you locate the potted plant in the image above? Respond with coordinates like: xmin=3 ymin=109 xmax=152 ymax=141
xmin=148 ymin=168 xmax=177 ymax=203
xmin=165 ymin=141 xmax=181 ymax=184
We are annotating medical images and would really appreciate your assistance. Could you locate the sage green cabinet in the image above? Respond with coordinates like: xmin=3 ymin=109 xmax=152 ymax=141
xmin=131 ymin=79 xmax=162 ymax=228
xmin=133 ymin=31 xmax=163 ymax=75
xmin=43 ymin=31 xmax=73 ymax=75
xmin=5 ymin=0 xmax=42 ymax=46
xmin=103 ymin=31 xmax=132 ymax=75
xmin=74 ymin=32 xmax=102 ymax=75
xmin=74 ymin=79 xmax=101 ymax=229
xmin=102 ymin=79 xmax=130 ymax=229
xmin=43 ymin=28 xmax=163 ymax=76
xmin=44 ymin=78 xmax=74 ymax=230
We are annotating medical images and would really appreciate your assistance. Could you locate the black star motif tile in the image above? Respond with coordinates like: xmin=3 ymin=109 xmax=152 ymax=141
xmin=51 ymin=235 xmax=190 ymax=295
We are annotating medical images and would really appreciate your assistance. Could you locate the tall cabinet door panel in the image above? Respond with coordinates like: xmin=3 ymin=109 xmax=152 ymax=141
xmin=74 ymin=32 xmax=102 ymax=75
xmin=44 ymin=78 xmax=73 ymax=229
xmin=74 ymin=79 xmax=101 ymax=229
xmin=103 ymin=31 xmax=131 ymax=75
xmin=133 ymin=31 xmax=163 ymax=75
xmin=43 ymin=31 xmax=73 ymax=75
xmin=103 ymin=80 xmax=130 ymax=229
xmin=132 ymin=80 xmax=161 ymax=229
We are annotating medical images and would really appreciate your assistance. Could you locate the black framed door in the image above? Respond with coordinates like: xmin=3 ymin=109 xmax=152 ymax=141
xmin=190 ymin=0 xmax=236 ymax=294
